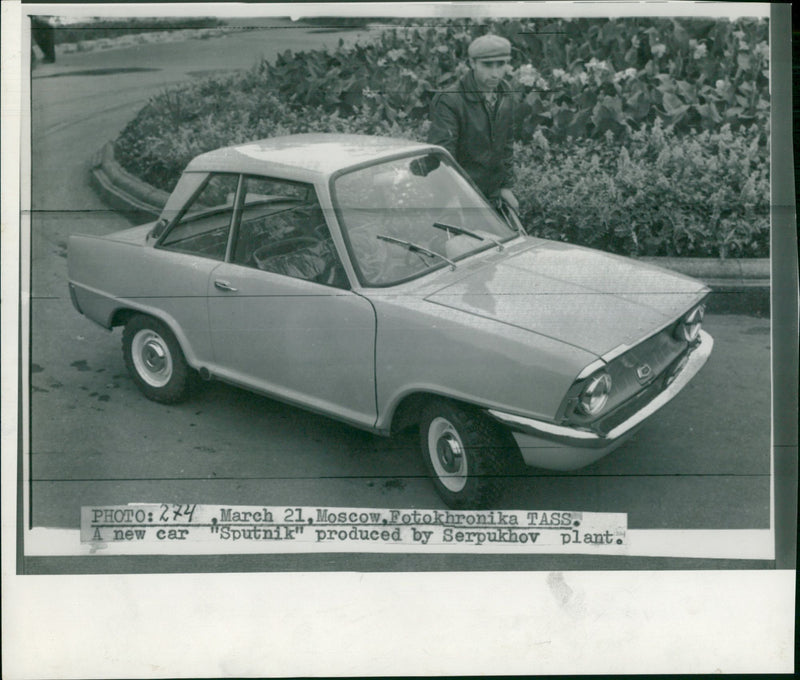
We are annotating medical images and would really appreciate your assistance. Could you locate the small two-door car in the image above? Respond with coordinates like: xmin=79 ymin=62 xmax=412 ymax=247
xmin=69 ymin=133 xmax=713 ymax=508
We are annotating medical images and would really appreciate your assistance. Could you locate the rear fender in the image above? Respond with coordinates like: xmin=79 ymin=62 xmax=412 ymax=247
xmin=67 ymin=233 xmax=215 ymax=368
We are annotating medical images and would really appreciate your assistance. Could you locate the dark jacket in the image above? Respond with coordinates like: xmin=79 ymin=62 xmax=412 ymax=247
xmin=427 ymin=71 xmax=516 ymax=199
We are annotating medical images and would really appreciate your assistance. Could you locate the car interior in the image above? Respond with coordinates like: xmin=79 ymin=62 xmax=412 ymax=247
xmin=234 ymin=200 xmax=349 ymax=288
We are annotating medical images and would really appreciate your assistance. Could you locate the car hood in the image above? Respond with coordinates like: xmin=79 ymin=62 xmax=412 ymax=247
xmin=423 ymin=240 xmax=709 ymax=357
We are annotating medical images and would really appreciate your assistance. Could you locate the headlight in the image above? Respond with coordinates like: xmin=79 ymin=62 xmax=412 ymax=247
xmin=577 ymin=372 xmax=612 ymax=415
xmin=675 ymin=304 xmax=705 ymax=343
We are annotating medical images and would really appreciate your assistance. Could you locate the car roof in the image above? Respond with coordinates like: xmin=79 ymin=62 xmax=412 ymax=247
xmin=185 ymin=133 xmax=439 ymax=181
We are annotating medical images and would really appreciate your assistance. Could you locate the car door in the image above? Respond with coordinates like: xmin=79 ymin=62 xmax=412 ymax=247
xmin=206 ymin=174 xmax=377 ymax=429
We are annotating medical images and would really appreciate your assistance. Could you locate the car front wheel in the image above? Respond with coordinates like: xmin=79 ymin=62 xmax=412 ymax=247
xmin=122 ymin=314 xmax=193 ymax=403
xmin=419 ymin=399 xmax=512 ymax=509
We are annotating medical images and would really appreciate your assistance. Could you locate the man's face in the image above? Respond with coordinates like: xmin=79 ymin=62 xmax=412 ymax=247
xmin=470 ymin=58 xmax=510 ymax=92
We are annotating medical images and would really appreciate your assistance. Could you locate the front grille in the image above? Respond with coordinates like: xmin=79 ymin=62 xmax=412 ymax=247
xmin=605 ymin=329 xmax=686 ymax=406
xmin=562 ymin=326 xmax=688 ymax=428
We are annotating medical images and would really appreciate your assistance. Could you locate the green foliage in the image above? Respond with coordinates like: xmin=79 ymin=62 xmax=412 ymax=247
xmin=505 ymin=17 xmax=769 ymax=143
xmin=516 ymin=121 xmax=769 ymax=258
xmin=253 ymin=16 xmax=769 ymax=142
xmin=114 ymin=16 xmax=770 ymax=258
xmin=115 ymin=72 xmax=426 ymax=192
xmin=258 ymin=27 xmax=466 ymax=122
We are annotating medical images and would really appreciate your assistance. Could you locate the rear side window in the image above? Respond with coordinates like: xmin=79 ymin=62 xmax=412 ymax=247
xmin=159 ymin=173 xmax=240 ymax=260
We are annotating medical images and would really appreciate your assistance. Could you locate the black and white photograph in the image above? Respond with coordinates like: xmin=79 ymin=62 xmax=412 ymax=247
xmin=2 ymin=1 xmax=796 ymax=677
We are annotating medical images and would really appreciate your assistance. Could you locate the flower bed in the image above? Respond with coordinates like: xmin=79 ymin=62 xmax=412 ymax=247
xmin=114 ymin=16 xmax=769 ymax=258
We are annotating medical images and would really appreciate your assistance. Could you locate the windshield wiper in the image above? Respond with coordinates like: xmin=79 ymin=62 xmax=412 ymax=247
xmin=376 ymin=234 xmax=457 ymax=270
xmin=432 ymin=221 xmax=504 ymax=251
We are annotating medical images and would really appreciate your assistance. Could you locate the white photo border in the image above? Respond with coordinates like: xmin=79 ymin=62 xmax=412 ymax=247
xmin=2 ymin=2 xmax=796 ymax=677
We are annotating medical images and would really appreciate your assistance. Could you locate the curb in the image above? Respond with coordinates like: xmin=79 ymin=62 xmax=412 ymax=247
xmin=90 ymin=141 xmax=770 ymax=314
xmin=637 ymin=257 xmax=769 ymax=289
xmin=90 ymin=142 xmax=170 ymax=222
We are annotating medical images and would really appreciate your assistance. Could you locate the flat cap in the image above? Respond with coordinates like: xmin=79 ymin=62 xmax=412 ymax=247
xmin=468 ymin=34 xmax=511 ymax=61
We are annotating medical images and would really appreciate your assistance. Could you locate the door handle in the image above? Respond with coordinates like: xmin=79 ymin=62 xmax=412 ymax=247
xmin=214 ymin=279 xmax=238 ymax=292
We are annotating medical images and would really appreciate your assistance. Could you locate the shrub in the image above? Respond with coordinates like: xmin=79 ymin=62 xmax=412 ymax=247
xmin=115 ymin=72 xmax=429 ymax=192
xmin=254 ymin=16 xmax=769 ymax=142
xmin=506 ymin=17 xmax=769 ymax=144
xmin=516 ymin=120 xmax=769 ymax=257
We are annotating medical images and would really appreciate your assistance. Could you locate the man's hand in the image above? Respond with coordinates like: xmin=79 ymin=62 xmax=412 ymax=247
xmin=499 ymin=188 xmax=519 ymax=211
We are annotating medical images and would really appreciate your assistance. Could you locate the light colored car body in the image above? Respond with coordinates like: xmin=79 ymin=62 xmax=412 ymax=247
xmin=69 ymin=134 xmax=713 ymax=505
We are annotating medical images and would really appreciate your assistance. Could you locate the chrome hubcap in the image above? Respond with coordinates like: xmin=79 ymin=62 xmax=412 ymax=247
xmin=437 ymin=434 xmax=463 ymax=473
xmin=131 ymin=329 xmax=173 ymax=388
xmin=142 ymin=340 xmax=166 ymax=373
xmin=427 ymin=417 xmax=467 ymax=492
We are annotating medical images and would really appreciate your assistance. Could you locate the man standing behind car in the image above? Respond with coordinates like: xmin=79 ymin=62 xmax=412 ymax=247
xmin=427 ymin=34 xmax=519 ymax=212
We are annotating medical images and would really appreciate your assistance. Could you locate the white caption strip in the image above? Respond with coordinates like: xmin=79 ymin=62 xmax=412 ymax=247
xmin=80 ymin=504 xmax=628 ymax=554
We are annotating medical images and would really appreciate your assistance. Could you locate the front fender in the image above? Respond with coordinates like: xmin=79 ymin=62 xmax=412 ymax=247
xmin=373 ymin=297 xmax=595 ymax=430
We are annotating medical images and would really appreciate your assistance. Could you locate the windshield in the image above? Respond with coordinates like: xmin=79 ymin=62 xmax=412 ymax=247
xmin=332 ymin=153 xmax=517 ymax=286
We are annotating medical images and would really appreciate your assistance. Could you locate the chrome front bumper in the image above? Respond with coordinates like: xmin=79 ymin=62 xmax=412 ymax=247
xmin=488 ymin=330 xmax=714 ymax=470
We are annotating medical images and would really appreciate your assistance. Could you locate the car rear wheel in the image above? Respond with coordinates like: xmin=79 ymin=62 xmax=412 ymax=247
xmin=419 ymin=399 xmax=511 ymax=509
xmin=122 ymin=314 xmax=193 ymax=403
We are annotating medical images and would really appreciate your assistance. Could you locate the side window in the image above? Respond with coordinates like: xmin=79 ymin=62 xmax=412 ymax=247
xmin=232 ymin=175 xmax=348 ymax=289
xmin=159 ymin=173 xmax=240 ymax=260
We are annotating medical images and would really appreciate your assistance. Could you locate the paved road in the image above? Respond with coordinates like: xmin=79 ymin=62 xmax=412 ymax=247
xmin=28 ymin=26 xmax=771 ymax=545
